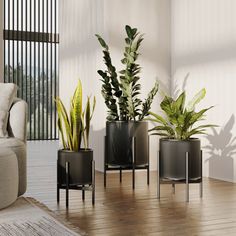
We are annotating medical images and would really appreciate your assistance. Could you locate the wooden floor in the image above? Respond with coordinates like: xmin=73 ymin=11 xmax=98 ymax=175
xmin=26 ymin=141 xmax=236 ymax=236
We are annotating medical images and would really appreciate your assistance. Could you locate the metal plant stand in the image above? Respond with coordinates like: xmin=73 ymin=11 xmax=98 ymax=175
xmin=57 ymin=160 xmax=95 ymax=208
xmin=157 ymin=151 xmax=203 ymax=202
xmin=104 ymin=137 xmax=150 ymax=189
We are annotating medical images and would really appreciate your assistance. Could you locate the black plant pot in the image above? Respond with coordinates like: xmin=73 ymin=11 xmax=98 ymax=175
xmin=159 ymin=138 xmax=201 ymax=180
xmin=57 ymin=149 xmax=95 ymax=207
xmin=105 ymin=121 xmax=149 ymax=166
xmin=104 ymin=121 xmax=149 ymax=188
xmin=58 ymin=149 xmax=93 ymax=185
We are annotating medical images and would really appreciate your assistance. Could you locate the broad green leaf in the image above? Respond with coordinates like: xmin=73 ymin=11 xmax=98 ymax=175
xmin=187 ymin=88 xmax=206 ymax=111
xmin=148 ymin=111 xmax=167 ymax=125
xmin=189 ymin=106 xmax=214 ymax=125
xmin=160 ymin=96 xmax=174 ymax=115
xmin=175 ymin=92 xmax=186 ymax=112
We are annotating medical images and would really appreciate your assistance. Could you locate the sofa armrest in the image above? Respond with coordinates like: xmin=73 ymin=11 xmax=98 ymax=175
xmin=8 ymin=98 xmax=28 ymax=143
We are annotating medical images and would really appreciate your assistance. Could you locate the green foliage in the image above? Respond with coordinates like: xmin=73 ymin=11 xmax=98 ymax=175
xmin=95 ymin=34 xmax=121 ymax=121
xmin=148 ymin=88 xmax=216 ymax=140
xmin=139 ymin=81 xmax=159 ymax=120
xmin=55 ymin=80 xmax=96 ymax=151
xmin=96 ymin=25 xmax=158 ymax=121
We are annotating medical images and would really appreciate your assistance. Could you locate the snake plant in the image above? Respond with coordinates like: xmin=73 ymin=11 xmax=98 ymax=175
xmin=96 ymin=25 xmax=158 ymax=121
xmin=55 ymin=80 xmax=96 ymax=151
xmin=148 ymin=88 xmax=216 ymax=140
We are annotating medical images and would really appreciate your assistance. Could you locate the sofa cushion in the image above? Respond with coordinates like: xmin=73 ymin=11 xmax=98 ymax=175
xmin=0 ymin=83 xmax=17 ymax=137
xmin=0 ymin=137 xmax=25 ymax=148
xmin=0 ymin=138 xmax=27 ymax=196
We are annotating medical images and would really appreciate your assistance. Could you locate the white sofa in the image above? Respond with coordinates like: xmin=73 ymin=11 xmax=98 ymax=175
xmin=0 ymin=98 xmax=27 ymax=196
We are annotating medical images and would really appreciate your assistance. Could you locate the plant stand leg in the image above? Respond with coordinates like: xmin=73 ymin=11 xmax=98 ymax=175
xmin=132 ymin=166 xmax=135 ymax=190
xmin=104 ymin=136 xmax=107 ymax=188
xmin=92 ymin=160 xmax=95 ymax=205
xmin=200 ymin=150 xmax=203 ymax=198
xmin=120 ymin=167 xmax=122 ymax=183
xmin=57 ymin=159 xmax=60 ymax=203
xmin=57 ymin=184 xmax=60 ymax=203
xmin=132 ymin=137 xmax=136 ymax=190
xmin=147 ymin=135 xmax=150 ymax=185
xmin=157 ymin=151 xmax=160 ymax=199
xmin=104 ymin=166 xmax=106 ymax=188
xmin=82 ymin=185 xmax=85 ymax=201
xmin=185 ymin=152 xmax=189 ymax=202
xmin=172 ymin=184 xmax=175 ymax=194
xmin=66 ymin=161 xmax=70 ymax=208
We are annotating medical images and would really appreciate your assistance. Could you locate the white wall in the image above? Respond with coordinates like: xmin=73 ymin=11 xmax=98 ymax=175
xmin=59 ymin=0 xmax=171 ymax=171
xmin=0 ymin=0 xmax=3 ymax=82
xmin=171 ymin=0 xmax=236 ymax=182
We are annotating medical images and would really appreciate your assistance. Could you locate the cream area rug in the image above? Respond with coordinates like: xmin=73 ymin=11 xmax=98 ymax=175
xmin=0 ymin=197 xmax=86 ymax=236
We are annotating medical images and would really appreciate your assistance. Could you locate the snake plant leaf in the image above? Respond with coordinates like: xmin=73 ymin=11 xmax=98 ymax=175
xmin=57 ymin=116 xmax=67 ymax=149
xmin=55 ymin=97 xmax=73 ymax=150
xmin=91 ymin=96 xmax=96 ymax=119
xmin=187 ymin=88 xmax=206 ymax=111
xmin=85 ymin=97 xmax=91 ymax=149
xmin=55 ymin=80 xmax=96 ymax=151
xmin=71 ymin=80 xmax=83 ymax=151
xmin=81 ymin=111 xmax=86 ymax=149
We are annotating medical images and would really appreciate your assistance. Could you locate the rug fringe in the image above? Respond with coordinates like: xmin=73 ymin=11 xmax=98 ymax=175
xmin=25 ymin=197 xmax=87 ymax=236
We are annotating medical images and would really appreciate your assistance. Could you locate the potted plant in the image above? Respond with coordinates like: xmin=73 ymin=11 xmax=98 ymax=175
xmin=96 ymin=25 xmax=159 ymax=188
xmin=148 ymin=88 xmax=216 ymax=200
xmin=55 ymin=79 xmax=96 ymax=207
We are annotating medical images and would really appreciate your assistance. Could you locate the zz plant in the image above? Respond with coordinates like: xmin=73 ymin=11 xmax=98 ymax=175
xmin=55 ymin=80 xmax=96 ymax=151
xmin=148 ymin=88 xmax=216 ymax=140
xmin=96 ymin=25 xmax=158 ymax=121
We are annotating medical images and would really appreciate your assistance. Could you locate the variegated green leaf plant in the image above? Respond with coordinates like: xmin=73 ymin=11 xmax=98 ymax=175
xmin=148 ymin=88 xmax=217 ymax=140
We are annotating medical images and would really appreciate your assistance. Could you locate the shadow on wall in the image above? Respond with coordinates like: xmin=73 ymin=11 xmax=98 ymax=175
xmin=171 ymin=73 xmax=189 ymax=98
xmin=204 ymin=115 xmax=236 ymax=181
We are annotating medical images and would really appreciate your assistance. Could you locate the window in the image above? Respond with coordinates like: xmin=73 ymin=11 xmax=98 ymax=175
xmin=3 ymin=0 xmax=59 ymax=140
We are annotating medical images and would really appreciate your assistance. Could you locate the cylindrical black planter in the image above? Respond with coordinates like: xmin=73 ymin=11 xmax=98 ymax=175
xmin=58 ymin=149 xmax=93 ymax=185
xmin=159 ymin=138 xmax=201 ymax=180
xmin=105 ymin=121 xmax=148 ymax=166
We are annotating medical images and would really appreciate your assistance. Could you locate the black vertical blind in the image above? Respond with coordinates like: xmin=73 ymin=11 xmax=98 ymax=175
xmin=3 ymin=0 xmax=59 ymax=140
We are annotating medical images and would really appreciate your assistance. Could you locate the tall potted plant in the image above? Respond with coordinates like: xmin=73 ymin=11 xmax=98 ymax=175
xmin=148 ymin=88 xmax=216 ymax=200
xmin=96 ymin=25 xmax=158 ymax=187
xmin=55 ymin=80 xmax=96 ymax=206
